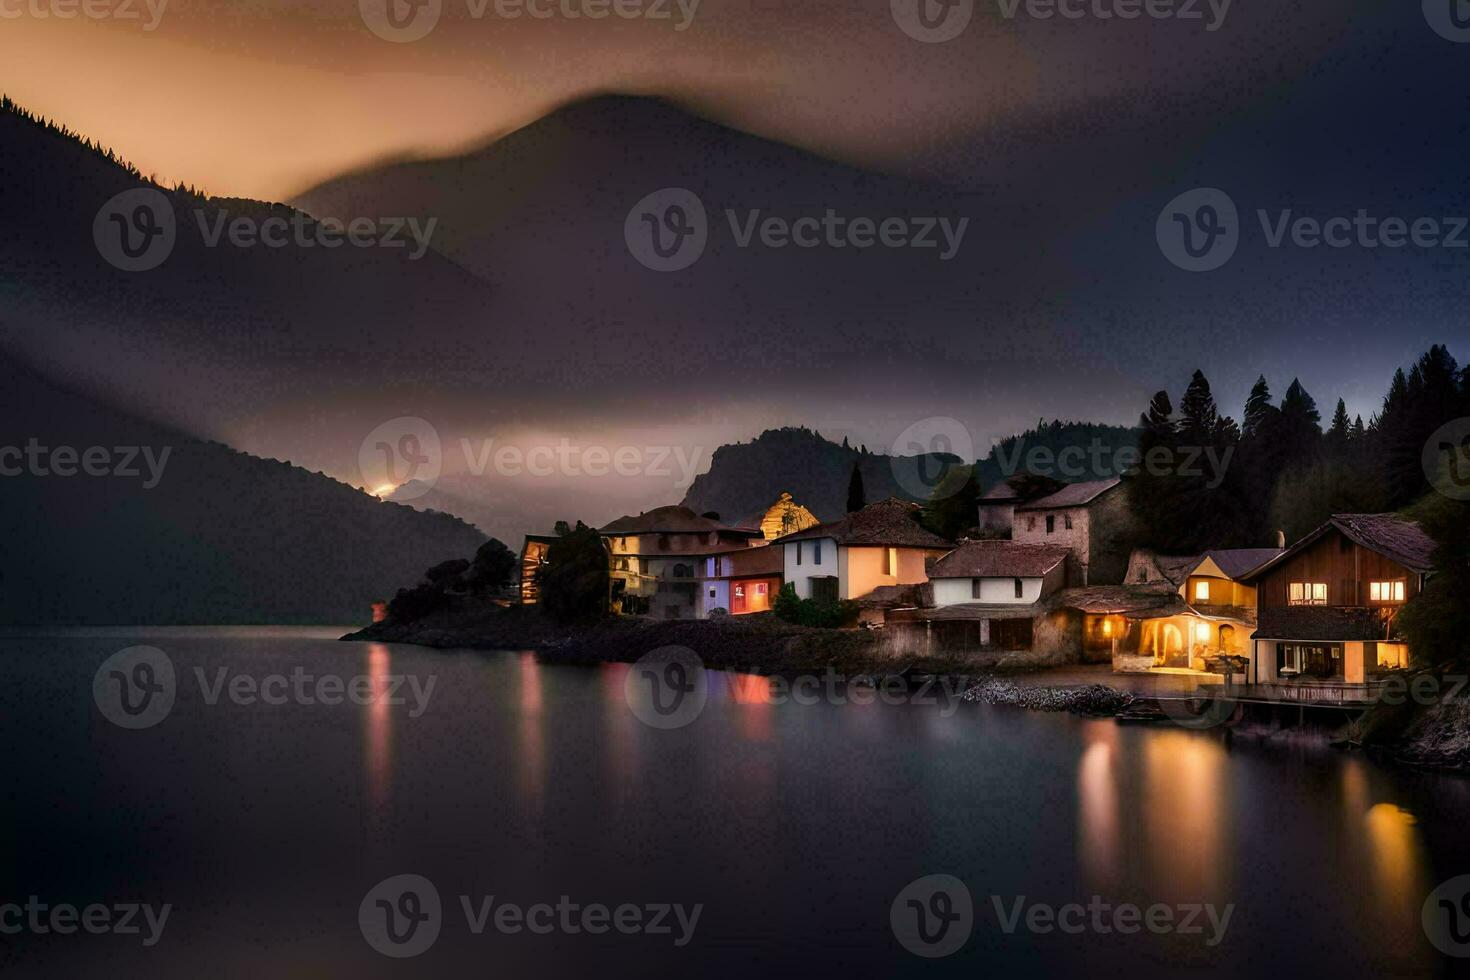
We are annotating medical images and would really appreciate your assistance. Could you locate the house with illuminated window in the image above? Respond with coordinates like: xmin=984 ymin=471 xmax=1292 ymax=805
xmin=695 ymin=542 xmax=785 ymax=618
xmin=1239 ymin=514 xmax=1435 ymax=686
xmin=599 ymin=506 xmax=763 ymax=619
xmin=773 ymin=498 xmax=952 ymax=623
xmin=1088 ymin=547 xmax=1283 ymax=672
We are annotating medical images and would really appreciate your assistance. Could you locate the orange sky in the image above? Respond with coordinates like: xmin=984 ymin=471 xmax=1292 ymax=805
xmin=0 ymin=1 xmax=1023 ymax=201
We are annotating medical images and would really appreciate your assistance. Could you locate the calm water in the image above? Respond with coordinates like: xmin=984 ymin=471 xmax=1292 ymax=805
xmin=1 ymin=627 xmax=1466 ymax=977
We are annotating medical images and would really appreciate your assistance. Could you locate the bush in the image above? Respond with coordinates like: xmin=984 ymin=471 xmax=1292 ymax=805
xmin=773 ymin=583 xmax=858 ymax=629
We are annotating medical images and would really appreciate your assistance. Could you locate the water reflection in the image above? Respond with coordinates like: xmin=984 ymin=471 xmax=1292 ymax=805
xmin=519 ymin=652 xmax=545 ymax=815
xmin=362 ymin=643 xmax=393 ymax=823
xmin=1077 ymin=722 xmax=1120 ymax=891
xmin=1141 ymin=730 xmax=1229 ymax=900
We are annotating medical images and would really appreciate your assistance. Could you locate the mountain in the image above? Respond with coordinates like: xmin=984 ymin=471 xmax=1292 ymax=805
xmin=0 ymin=358 xmax=487 ymax=625
xmin=680 ymin=422 xmax=1139 ymax=527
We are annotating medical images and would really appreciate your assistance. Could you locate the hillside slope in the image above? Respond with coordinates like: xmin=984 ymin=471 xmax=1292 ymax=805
xmin=0 ymin=360 xmax=487 ymax=625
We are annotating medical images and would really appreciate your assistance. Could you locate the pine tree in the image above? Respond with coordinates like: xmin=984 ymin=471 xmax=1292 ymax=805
xmin=1243 ymin=375 xmax=1274 ymax=439
xmin=845 ymin=461 xmax=866 ymax=513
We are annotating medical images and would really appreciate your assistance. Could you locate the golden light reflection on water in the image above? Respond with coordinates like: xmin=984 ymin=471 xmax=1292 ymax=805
xmin=518 ymin=652 xmax=545 ymax=815
xmin=363 ymin=643 xmax=393 ymax=817
xmin=1141 ymin=730 xmax=1228 ymax=899
xmin=1078 ymin=723 xmax=1119 ymax=891
xmin=723 ymin=673 xmax=774 ymax=742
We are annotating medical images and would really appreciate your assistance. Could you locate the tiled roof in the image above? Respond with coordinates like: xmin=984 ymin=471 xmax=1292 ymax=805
xmin=854 ymin=584 xmax=923 ymax=609
xmin=1252 ymin=606 xmax=1393 ymax=642
xmin=1242 ymin=513 xmax=1437 ymax=581
xmin=1016 ymin=477 xmax=1122 ymax=511
xmin=1331 ymin=514 xmax=1437 ymax=573
xmin=774 ymin=498 xmax=953 ymax=549
xmin=1054 ymin=585 xmax=1187 ymax=616
xmin=1201 ymin=548 xmax=1284 ymax=580
xmin=725 ymin=545 xmax=783 ymax=577
xmin=600 ymin=505 xmax=759 ymax=536
xmin=980 ymin=483 xmax=1020 ymax=501
xmin=929 ymin=541 xmax=1069 ymax=579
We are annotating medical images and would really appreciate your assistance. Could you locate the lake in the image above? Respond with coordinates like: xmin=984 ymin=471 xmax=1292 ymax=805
xmin=0 ymin=627 xmax=1465 ymax=977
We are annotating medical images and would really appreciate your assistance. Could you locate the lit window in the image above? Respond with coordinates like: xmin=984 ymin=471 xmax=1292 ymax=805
xmin=1289 ymin=582 xmax=1327 ymax=606
xmin=1194 ymin=580 xmax=1210 ymax=602
xmin=755 ymin=583 xmax=767 ymax=595
xmin=884 ymin=547 xmax=897 ymax=575
xmin=734 ymin=585 xmax=744 ymax=598
xmin=1370 ymin=580 xmax=1405 ymax=602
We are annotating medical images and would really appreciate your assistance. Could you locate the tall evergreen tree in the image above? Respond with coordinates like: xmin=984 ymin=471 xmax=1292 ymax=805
xmin=1242 ymin=375 xmax=1275 ymax=440
xmin=845 ymin=461 xmax=866 ymax=513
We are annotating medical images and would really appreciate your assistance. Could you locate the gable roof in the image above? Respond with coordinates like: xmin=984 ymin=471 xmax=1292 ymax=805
xmin=1242 ymin=514 xmax=1437 ymax=581
xmin=929 ymin=541 xmax=1070 ymax=579
xmin=1199 ymin=548 xmax=1284 ymax=580
xmin=600 ymin=505 xmax=760 ymax=537
xmin=1015 ymin=477 xmax=1122 ymax=511
xmin=773 ymin=497 xmax=952 ymax=549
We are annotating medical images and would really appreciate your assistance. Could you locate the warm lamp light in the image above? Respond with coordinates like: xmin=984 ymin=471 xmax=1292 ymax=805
xmin=1195 ymin=622 xmax=1211 ymax=642
xmin=1102 ymin=619 xmax=1113 ymax=637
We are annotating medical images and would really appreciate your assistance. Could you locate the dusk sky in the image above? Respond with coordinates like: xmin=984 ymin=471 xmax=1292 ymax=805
xmin=4 ymin=0 xmax=1468 ymax=537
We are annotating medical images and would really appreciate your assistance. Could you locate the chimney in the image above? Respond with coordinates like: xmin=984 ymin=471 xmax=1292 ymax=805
xmin=1275 ymin=529 xmax=1286 ymax=549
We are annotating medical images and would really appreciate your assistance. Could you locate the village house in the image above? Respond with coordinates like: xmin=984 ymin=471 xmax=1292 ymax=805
xmin=773 ymin=497 xmax=952 ymax=624
xmin=1009 ymin=477 xmax=1135 ymax=586
xmin=600 ymin=506 xmax=763 ymax=619
xmin=694 ymin=542 xmax=785 ymax=618
xmin=1092 ymin=546 xmax=1283 ymax=673
xmin=887 ymin=540 xmax=1074 ymax=655
xmin=1240 ymin=514 xmax=1434 ymax=689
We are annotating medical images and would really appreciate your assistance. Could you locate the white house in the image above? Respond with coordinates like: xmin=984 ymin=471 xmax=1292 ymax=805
xmin=927 ymin=540 xmax=1071 ymax=606
xmin=774 ymin=498 xmax=952 ymax=618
